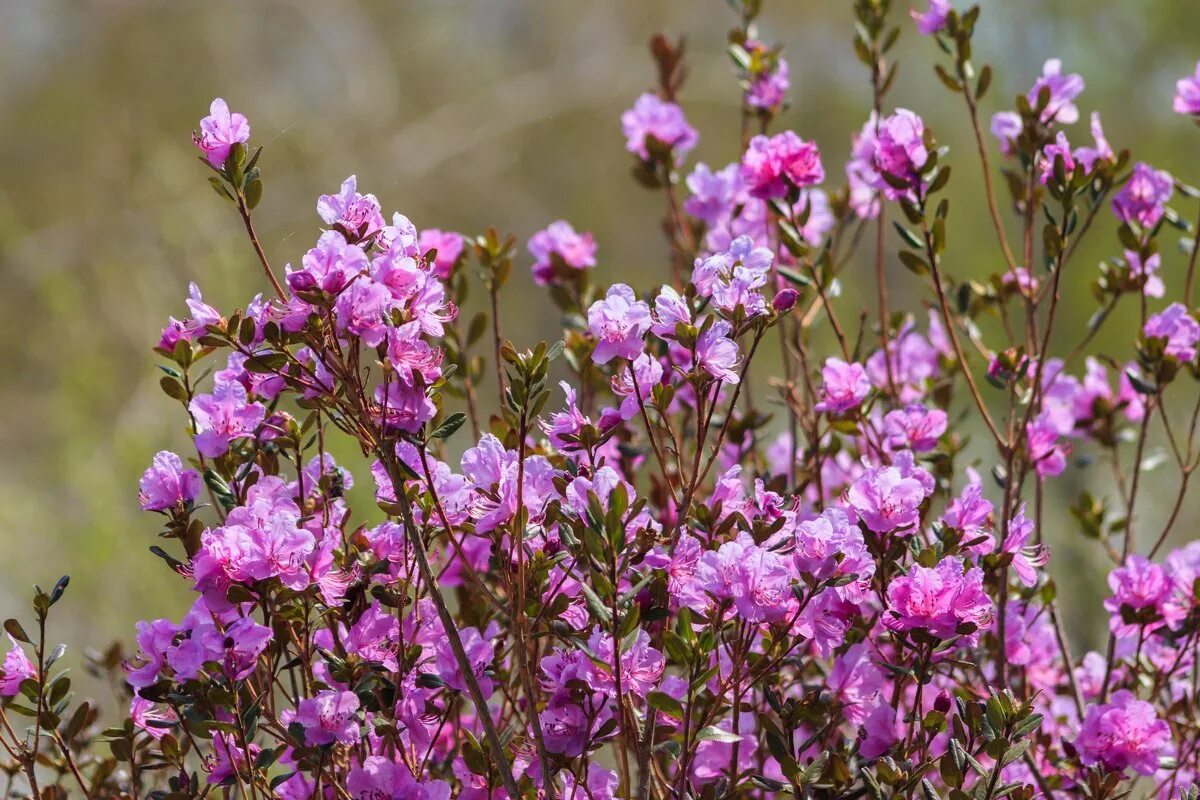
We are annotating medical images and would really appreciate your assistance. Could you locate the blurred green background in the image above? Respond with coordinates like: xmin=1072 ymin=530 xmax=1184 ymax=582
xmin=1 ymin=0 xmax=1198 ymax=707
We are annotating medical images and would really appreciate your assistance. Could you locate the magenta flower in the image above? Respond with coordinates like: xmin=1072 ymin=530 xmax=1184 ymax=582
xmin=651 ymin=285 xmax=692 ymax=339
xmin=189 ymin=379 xmax=266 ymax=458
xmin=884 ymin=557 xmax=993 ymax=641
xmin=317 ymin=175 xmax=385 ymax=243
xmin=1144 ymin=303 xmax=1200 ymax=362
xmin=1105 ymin=555 xmax=1180 ymax=637
xmin=1025 ymin=412 xmax=1070 ymax=478
xmin=1125 ymin=250 xmax=1165 ymax=298
xmin=347 ymin=756 xmax=451 ymax=800
xmin=418 ymin=228 xmax=464 ymax=279
xmin=434 ymin=625 xmax=496 ymax=697
xmin=139 ymin=451 xmax=201 ymax=511
xmin=740 ymin=131 xmax=825 ymax=199
xmin=1038 ymin=131 xmax=1077 ymax=184
xmin=587 ymin=629 xmax=664 ymax=698
xmin=587 ymin=284 xmax=652 ymax=364
xmin=193 ymin=98 xmax=249 ymax=168
xmin=1077 ymin=690 xmax=1172 ymax=776
xmin=1074 ymin=112 xmax=1115 ymax=173
xmin=295 ymin=690 xmax=360 ymax=746
xmin=873 ymin=109 xmax=929 ymax=199
xmin=847 ymin=464 xmax=928 ymax=533
xmin=911 ymin=0 xmax=951 ymax=35
xmin=815 ymin=358 xmax=871 ymax=414
xmin=287 ymin=230 xmax=368 ymax=295
xmin=746 ymin=58 xmax=790 ymax=111
xmin=1028 ymin=59 xmax=1085 ymax=125
xmin=696 ymin=319 xmax=742 ymax=383
xmin=129 ymin=697 xmax=177 ymax=740
xmin=528 ymin=220 xmax=597 ymax=285
xmin=206 ymin=733 xmax=261 ymax=786
xmin=1175 ymin=61 xmax=1200 ymax=115
xmin=612 ymin=353 xmax=664 ymax=420
xmin=1002 ymin=505 xmax=1049 ymax=588
xmin=0 ymin=635 xmax=35 ymax=697
xmin=621 ymin=92 xmax=698 ymax=163
xmin=883 ymin=404 xmax=947 ymax=451
xmin=334 ymin=277 xmax=395 ymax=347
xmin=373 ymin=381 xmax=437 ymax=434
xmin=684 ymin=162 xmax=741 ymax=226
xmin=696 ymin=534 xmax=795 ymax=623
xmin=386 ymin=322 xmax=443 ymax=387
xmin=990 ymin=111 xmax=1023 ymax=155
xmin=1112 ymin=162 xmax=1173 ymax=229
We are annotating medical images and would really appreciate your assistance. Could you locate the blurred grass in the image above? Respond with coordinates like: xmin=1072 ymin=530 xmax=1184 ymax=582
xmin=1 ymin=0 xmax=1198 ymax=706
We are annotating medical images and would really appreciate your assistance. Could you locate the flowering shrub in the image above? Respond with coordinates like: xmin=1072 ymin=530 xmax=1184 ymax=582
xmin=5 ymin=1 xmax=1200 ymax=798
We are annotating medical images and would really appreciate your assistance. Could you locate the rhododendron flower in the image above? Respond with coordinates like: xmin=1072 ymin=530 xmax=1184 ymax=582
xmin=386 ymin=321 xmax=443 ymax=386
xmin=193 ymin=98 xmax=249 ymax=167
xmin=990 ymin=110 xmax=1023 ymax=155
xmin=1175 ymin=60 xmax=1200 ymax=115
xmin=884 ymin=557 xmax=993 ymax=641
xmin=417 ymin=228 xmax=464 ymax=279
xmin=1002 ymin=505 xmax=1049 ymax=588
xmin=746 ymin=56 xmax=790 ymax=111
xmin=334 ymin=277 xmax=395 ymax=347
xmin=1077 ymin=690 xmax=1172 ymax=775
xmin=1112 ymin=162 xmax=1173 ymax=229
xmin=587 ymin=629 xmax=664 ymax=697
xmin=1125 ymin=250 xmax=1164 ymax=297
xmin=129 ymin=697 xmax=177 ymax=740
xmin=1038 ymin=131 xmax=1076 ymax=184
xmin=295 ymin=690 xmax=360 ymax=746
xmin=373 ymin=381 xmax=437 ymax=434
xmin=695 ymin=319 xmax=741 ymax=383
xmin=189 ymin=379 xmax=266 ymax=458
xmin=612 ymin=353 xmax=664 ymax=420
xmin=815 ymin=357 xmax=870 ymax=414
xmin=287 ymin=230 xmax=368 ymax=295
xmin=0 ymin=635 xmax=34 ymax=696
xmin=1028 ymin=59 xmax=1085 ymax=125
xmin=847 ymin=463 xmax=929 ymax=533
xmin=911 ymin=0 xmax=950 ymax=35
xmin=139 ymin=450 xmax=201 ymax=511
xmin=347 ymin=756 xmax=451 ymax=800
xmin=1026 ymin=412 xmax=1070 ymax=478
xmin=870 ymin=109 xmax=929 ymax=199
xmin=317 ymin=175 xmax=385 ymax=243
xmin=696 ymin=534 xmax=795 ymax=622
xmin=528 ymin=220 xmax=596 ymax=285
xmin=883 ymin=404 xmax=947 ymax=451
xmin=1144 ymin=302 xmax=1200 ymax=362
xmin=1074 ymin=112 xmax=1115 ymax=173
xmin=621 ymin=92 xmax=698 ymax=162
xmin=561 ymin=764 xmax=619 ymax=800
xmin=587 ymin=283 xmax=652 ymax=364
xmin=684 ymin=162 xmax=740 ymax=226
xmin=740 ymin=130 xmax=825 ymax=199
xmin=1105 ymin=554 xmax=1181 ymax=637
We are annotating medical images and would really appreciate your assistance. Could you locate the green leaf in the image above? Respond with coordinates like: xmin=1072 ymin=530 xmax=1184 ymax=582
xmin=430 ymin=412 xmax=467 ymax=440
xmin=695 ymin=725 xmax=743 ymax=744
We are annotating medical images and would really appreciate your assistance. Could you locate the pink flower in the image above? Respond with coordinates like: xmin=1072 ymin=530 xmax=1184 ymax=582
xmin=884 ymin=557 xmax=993 ymax=642
xmin=317 ymin=175 xmax=385 ymax=244
xmin=911 ymin=0 xmax=950 ymax=35
xmin=139 ymin=451 xmax=201 ymax=511
xmin=206 ymin=732 xmax=260 ymax=786
xmin=129 ymin=697 xmax=177 ymax=740
xmin=696 ymin=319 xmax=742 ymax=383
xmin=684 ymin=162 xmax=741 ymax=226
xmin=587 ymin=284 xmax=652 ymax=364
xmin=1026 ymin=412 xmax=1070 ymax=478
xmin=418 ymin=228 xmax=464 ymax=279
xmin=386 ymin=322 xmax=443 ymax=387
xmin=1002 ymin=505 xmax=1049 ymax=588
xmin=815 ymin=358 xmax=870 ymax=414
xmin=1038 ymin=131 xmax=1077 ymax=184
xmin=334 ymin=277 xmax=395 ymax=347
xmin=434 ymin=626 xmax=496 ymax=697
xmin=1144 ymin=303 xmax=1200 ymax=362
xmin=528 ymin=220 xmax=596 ymax=285
xmin=1074 ymin=112 xmax=1114 ymax=173
xmin=872 ymin=109 xmax=929 ymax=199
xmin=741 ymin=131 xmax=825 ymax=199
xmin=1125 ymin=250 xmax=1165 ymax=298
xmin=746 ymin=58 xmax=790 ymax=111
xmin=295 ymin=690 xmax=360 ymax=746
xmin=990 ymin=111 xmax=1023 ymax=155
xmin=0 ymin=635 xmax=35 ymax=696
xmin=287 ymin=230 xmax=368 ymax=295
xmin=1028 ymin=59 xmax=1085 ymax=125
xmin=1104 ymin=555 xmax=1181 ymax=637
xmin=373 ymin=381 xmax=437 ymax=434
xmin=621 ymin=93 xmax=698 ymax=163
xmin=696 ymin=534 xmax=795 ymax=623
xmin=347 ymin=756 xmax=451 ymax=800
xmin=1077 ymin=690 xmax=1172 ymax=776
xmin=1112 ymin=162 xmax=1173 ymax=229
xmin=189 ymin=379 xmax=266 ymax=458
xmin=883 ymin=404 xmax=947 ymax=451
xmin=612 ymin=353 xmax=665 ymax=421
xmin=586 ymin=629 xmax=664 ymax=698
xmin=1175 ymin=61 xmax=1200 ymax=116
xmin=193 ymin=98 xmax=249 ymax=167
xmin=847 ymin=464 xmax=928 ymax=533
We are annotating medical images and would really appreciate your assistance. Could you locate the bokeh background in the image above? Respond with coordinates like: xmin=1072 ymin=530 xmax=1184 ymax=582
xmin=1 ymin=0 xmax=1198 ymax=707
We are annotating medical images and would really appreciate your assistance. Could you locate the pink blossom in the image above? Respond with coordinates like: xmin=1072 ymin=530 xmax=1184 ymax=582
xmin=740 ymin=131 xmax=825 ymax=199
xmin=884 ymin=557 xmax=993 ymax=642
xmin=334 ymin=277 xmax=395 ymax=347
xmin=1077 ymin=690 xmax=1172 ymax=776
xmin=587 ymin=284 xmax=652 ymax=364
xmin=0 ymin=635 xmax=35 ymax=696
xmin=696 ymin=319 xmax=742 ymax=383
xmin=386 ymin=321 xmax=443 ymax=387
xmin=883 ymin=404 xmax=947 ymax=451
xmin=347 ymin=756 xmax=451 ymax=800
xmin=621 ymin=93 xmax=698 ymax=163
xmin=746 ymin=58 xmax=790 ymax=111
xmin=193 ymin=98 xmax=249 ymax=168
xmin=1144 ymin=303 xmax=1200 ymax=362
xmin=1104 ymin=555 xmax=1181 ymax=637
xmin=1112 ymin=162 xmax=1173 ymax=229
xmin=911 ymin=0 xmax=950 ymax=35
xmin=189 ymin=379 xmax=266 ymax=458
xmin=1125 ymin=250 xmax=1165 ymax=298
xmin=418 ymin=228 xmax=464 ymax=279
xmin=1028 ymin=59 xmax=1085 ymax=125
xmin=684 ymin=162 xmax=741 ymax=226
xmin=139 ymin=450 xmax=201 ymax=511
xmin=317 ymin=175 xmax=385 ymax=243
xmin=847 ymin=464 xmax=929 ymax=533
xmin=295 ymin=690 xmax=360 ymax=746
xmin=815 ymin=358 xmax=870 ymax=414
xmin=696 ymin=533 xmax=795 ymax=623
xmin=287 ymin=230 xmax=367 ymax=295
xmin=528 ymin=220 xmax=597 ymax=285
xmin=1175 ymin=61 xmax=1200 ymax=115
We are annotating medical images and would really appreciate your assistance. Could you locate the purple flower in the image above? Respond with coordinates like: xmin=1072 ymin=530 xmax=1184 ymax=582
xmin=0 ymin=635 xmax=35 ymax=697
xmin=317 ymin=175 xmax=385 ymax=244
xmin=528 ymin=220 xmax=597 ymax=286
xmin=621 ymin=92 xmax=698 ymax=163
xmin=1038 ymin=131 xmax=1076 ymax=184
xmin=587 ymin=629 xmax=664 ymax=698
xmin=1026 ymin=411 xmax=1070 ymax=478
xmin=193 ymin=98 xmax=249 ymax=168
xmin=684 ymin=163 xmax=741 ymax=226
xmin=990 ymin=111 xmax=1023 ymax=155
xmin=1104 ymin=555 xmax=1180 ymax=637
xmin=1074 ymin=113 xmax=1114 ymax=173
xmin=1077 ymin=690 xmax=1172 ymax=776
xmin=612 ymin=353 xmax=664 ymax=420
xmin=418 ymin=228 xmax=464 ymax=279
xmin=1002 ymin=505 xmax=1049 ymax=588
xmin=295 ymin=690 xmax=360 ymax=746
xmin=1144 ymin=303 xmax=1200 ymax=362
xmin=434 ymin=625 xmax=495 ymax=697
xmin=883 ymin=404 xmax=947 ymax=451
xmin=1112 ymin=162 xmax=1173 ymax=229
xmin=139 ymin=450 xmax=201 ymax=511
xmin=741 ymin=131 xmax=825 ymax=200
xmin=1028 ymin=59 xmax=1085 ymax=125
xmin=884 ymin=557 xmax=993 ymax=641
xmin=587 ymin=284 xmax=652 ymax=364
xmin=815 ymin=358 xmax=870 ymax=414
xmin=911 ymin=0 xmax=951 ymax=35
xmin=129 ymin=697 xmax=177 ymax=740
xmin=386 ymin=321 xmax=443 ymax=387
xmin=651 ymin=285 xmax=693 ymax=339
xmin=1175 ymin=60 xmax=1200 ymax=115
xmin=373 ymin=381 xmax=437 ymax=434
xmin=334 ymin=277 xmax=395 ymax=347
xmin=696 ymin=533 xmax=795 ymax=623
xmin=1125 ymin=250 xmax=1165 ymax=298
xmin=347 ymin=756 xmax=451 ymax=800
xmin=189 ymin=379 xmax=266 ymax=458
xmin=746 ymin=58 xmax=790 ymax=111
xmin=696 ymin=319 xmax=742 ymax=383
xmin=287 ymin=230 xmax=368 ymax=295
xmin=873 ymin=109 xmax=929 ymax=199
xmin=847 ymin=464 xmax=929 ymax=533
